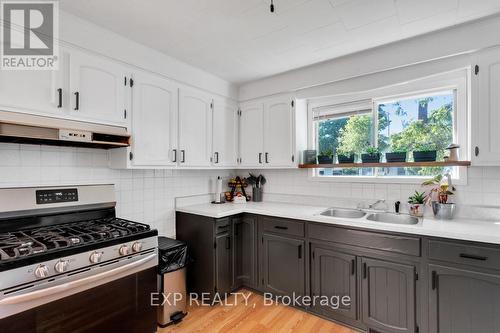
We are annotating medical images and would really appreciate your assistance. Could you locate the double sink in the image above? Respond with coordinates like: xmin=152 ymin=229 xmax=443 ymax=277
xmin=320 ymin=208 xmax=419 ymax=225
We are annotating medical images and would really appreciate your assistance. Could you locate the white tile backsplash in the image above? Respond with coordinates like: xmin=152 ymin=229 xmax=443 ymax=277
xmin=3 ymin=142 xmax=500 ymax=236
xmin=243 ymin=167 xmax=500 ymax=213
xmin=0 ymin=143 xmax=234 ymax=237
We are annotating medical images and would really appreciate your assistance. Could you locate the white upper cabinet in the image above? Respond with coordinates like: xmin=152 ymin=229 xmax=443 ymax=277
xmin=130 ymin=72 xmax=178 ymax=167
xmin=178 ymin=87 xmax=213 ymax=167
xmin=239 ymin=102 xmax=264 ymax=167
xmin=212 ymin=98 xmax=238 ymax=167
xmin=0 ymin=48 xmax=69 ymax=117
xmin=263 ymin=98 xmax=295 ymax=167
xmin=472 ymin=46 xmax=500 ymax=165
xmin=69 ymin=50 xmax=128 ymax=126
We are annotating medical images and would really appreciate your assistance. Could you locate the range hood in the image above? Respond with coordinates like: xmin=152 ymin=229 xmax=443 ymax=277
xmin=0 ymin=110 xmax=130 ymax=149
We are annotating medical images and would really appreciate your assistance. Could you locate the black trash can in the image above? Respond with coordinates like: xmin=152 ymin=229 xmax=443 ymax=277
xmin=157 ymin=237 xmax=188 ymax=327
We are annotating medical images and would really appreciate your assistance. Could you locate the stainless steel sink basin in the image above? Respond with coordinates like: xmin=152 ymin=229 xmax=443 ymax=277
xmin=320 ymin=208 xmax=366 ymax=219
xmin=366 ymin=212 xmax=419 ymax=225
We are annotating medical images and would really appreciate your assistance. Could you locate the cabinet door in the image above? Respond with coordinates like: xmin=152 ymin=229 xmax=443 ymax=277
xmin=361 ymin=257 xmax=416 ymax=333
xmin=429 ymin=264 xmax=500 ymax=333
xmin=130 ymin=72 xmax=178 ymax=166
xmin=69 ymin=50 xmax=128 ymax=126
xmin=215 ymin=232 xmax=233 ymax=295
xmin=473 ymin=46 xmax=500 ymax=165
xmin=233 ymin=216 xmax=256 ymax=288
xmin=0 ymin=49 xmax=68 ymax=117
xmin=178 ymin=88 xmax=213 ymax=167
xmin=263 ymin=98 xmax=294 ymax=167
xmin=261 ymin=233 xmax=305 ymax=297
xmin=311 ymin=246 xmax=357 ymax=321
xmin=239 ymin=102 xmax=264 ymax=167
xmin=213 ymin=98 xmax=238 ymax=167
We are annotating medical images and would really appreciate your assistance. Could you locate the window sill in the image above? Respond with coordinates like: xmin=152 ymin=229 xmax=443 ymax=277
xmin=307 ymin=168 xmax=468 ymax=185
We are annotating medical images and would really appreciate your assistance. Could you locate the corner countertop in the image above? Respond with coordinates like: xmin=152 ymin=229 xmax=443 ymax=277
xmin=176 ymin=201 xmax=500 ymax=245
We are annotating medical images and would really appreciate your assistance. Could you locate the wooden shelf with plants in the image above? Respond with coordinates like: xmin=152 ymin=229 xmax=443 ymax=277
xmin=298 ymin=161 xmax=472 ymax=169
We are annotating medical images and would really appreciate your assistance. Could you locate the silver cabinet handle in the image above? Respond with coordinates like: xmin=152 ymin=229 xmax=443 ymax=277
xmin=214 ymin=152 xmax=219 ymax=164
xmin=265 ymin=152 xmax=269 ymax=163
xmin=181 ymin=150 xmax=186 ymax=163
xmin=172 ymin=149 xmax=177 ymax=163
xmin=259 ymin=153 xmax=262 ymax=164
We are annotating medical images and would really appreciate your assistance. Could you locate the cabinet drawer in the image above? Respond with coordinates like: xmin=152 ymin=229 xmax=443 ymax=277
xmin=261 ymin=216 xmax=304 ymax=237
xmin=215 ymin=218 xmax=230 ymax=234
xmin=428 ymin=240 xmax=500 ymax=270
xmin=309 ymin=224 xmax=420 ymax=256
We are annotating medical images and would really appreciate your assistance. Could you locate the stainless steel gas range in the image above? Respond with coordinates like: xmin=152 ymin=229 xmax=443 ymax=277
xmin=0 ymin=185 xmax=158 ymax=333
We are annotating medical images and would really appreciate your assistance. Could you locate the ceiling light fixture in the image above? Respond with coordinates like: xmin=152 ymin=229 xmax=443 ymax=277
xmin=270 ymin=0 xmax=275 ymax=13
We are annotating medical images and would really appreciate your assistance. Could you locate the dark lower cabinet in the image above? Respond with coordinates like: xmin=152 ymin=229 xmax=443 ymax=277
xmin=179 ymin=211 xmax=500 ymax=333
xmin=233 ymin=216 xmax=256 ymax=288
xmin=429 ymin=264 xmax=500 ymax=333
xmin=176 ymin=212 xmax=253 ymax=299
xmin=261 ymin=233 xmax=305 ymax=297
xmin=361 ymin=257 xmax=416 ymax=333
xmin=215 ymin=231 xmax=233 ymax=295
xmin=311 ymin=245 xmax=357 ymax=322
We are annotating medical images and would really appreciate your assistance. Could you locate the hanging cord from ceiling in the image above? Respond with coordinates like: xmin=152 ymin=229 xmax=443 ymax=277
xmin=270 ymin=0 xmax=275 ymax=13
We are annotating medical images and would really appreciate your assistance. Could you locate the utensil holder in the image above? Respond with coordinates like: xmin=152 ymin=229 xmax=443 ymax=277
xmin=253 ymin=187 xmax=263 ymax=202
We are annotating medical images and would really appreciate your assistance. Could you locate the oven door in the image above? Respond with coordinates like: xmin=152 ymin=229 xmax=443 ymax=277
xmin=0 ymin=253 xmax=158 ymax=333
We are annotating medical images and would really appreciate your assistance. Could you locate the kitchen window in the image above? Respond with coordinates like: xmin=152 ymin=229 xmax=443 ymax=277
xmin=310 ymin=70 xmax=469 ymax=183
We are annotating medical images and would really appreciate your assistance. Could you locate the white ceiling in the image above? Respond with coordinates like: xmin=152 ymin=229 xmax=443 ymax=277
xmin=60 ymin=0 xmax=500 ymax=84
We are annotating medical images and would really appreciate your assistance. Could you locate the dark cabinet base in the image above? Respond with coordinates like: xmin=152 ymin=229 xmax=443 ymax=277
xmin=177 ymin=211 xmax=500 ymax=333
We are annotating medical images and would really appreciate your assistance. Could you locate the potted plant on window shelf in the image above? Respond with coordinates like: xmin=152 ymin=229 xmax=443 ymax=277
xmin=422 ymin=174 xmax=456 ymax=219
xmin=408 ymin=191 xmax=427 ymax=217
xmin=361 ymin=146 xmax=381 ymax=163
xmin=337 ymin=151 xmax=355 ymax=164
xmin=412 ymin=143 xmax=437 ymax=162
xmin=317 ymin=149 xmax=333 ymax=164
xmin=385 ymin=149 xmax=407 ymax=163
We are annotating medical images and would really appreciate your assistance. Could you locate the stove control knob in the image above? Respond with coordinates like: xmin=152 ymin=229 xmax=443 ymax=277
xmin=89 ymin=251 xmax=103 ymax=264
xmin=34 ymin=264 xmax=49 ymax=279
xmin=131 ymin=242 xmax=143 ymax=253
xmin=54 ymin=260 xmax=69 ymax=273
xmin=119 ymin=245 xmax=130 ymax=256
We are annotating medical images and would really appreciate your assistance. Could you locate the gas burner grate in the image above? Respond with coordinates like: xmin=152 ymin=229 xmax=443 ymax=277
xmin=0 ymin=218 xmax=150 ymax=261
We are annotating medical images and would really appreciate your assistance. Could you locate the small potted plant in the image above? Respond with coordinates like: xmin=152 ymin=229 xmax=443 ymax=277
xmin=413 ymin=143 xmax=437 ymax=162
xmin=361 ymin=146 xmax=381 ymax=163
xmin=337 ymin=152 xmax=355 ymax=164
xmin=386 ymin=149 xmax=407 ymax=163
xmin=408 ymin=191 xmax=427 ymax=217
xmin=422 ymin=174 xmax=456 ymax=219
xmin=317 ymin=149 xmax=333 ymax=164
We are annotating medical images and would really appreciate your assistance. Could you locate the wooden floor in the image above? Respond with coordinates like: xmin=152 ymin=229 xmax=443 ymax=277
xmin=159 ymin=289 xmax=358 ymax=333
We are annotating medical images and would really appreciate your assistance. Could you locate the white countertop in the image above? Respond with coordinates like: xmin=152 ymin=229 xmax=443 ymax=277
xmin=176 ymin=201 xmax=500 ymax=245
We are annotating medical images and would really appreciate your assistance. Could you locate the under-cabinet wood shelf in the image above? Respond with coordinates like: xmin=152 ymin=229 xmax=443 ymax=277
xmin=298 ymin=161 xmax=472 ymax=169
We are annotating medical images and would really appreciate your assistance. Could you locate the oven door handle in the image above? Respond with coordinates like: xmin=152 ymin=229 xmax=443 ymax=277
xmin=0 ymin=253 xmax=157 ymax=305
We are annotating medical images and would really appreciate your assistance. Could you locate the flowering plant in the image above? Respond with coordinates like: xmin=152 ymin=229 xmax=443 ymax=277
xmin=422 ymin=174 xmax=455 ymax=204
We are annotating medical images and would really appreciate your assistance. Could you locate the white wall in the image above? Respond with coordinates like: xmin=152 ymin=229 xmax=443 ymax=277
xmin=245 ymin=167 xmax=500 ymax=216
xmin=0 ymin=143 xmax=233 ymax=237
xmin=236 ymin=15 xmax=500 ymax=214
xmin=0 ymin=11 xmax=240 ymax=238
xmin=239 ymin=14 xmax=500 ymax=101
xmin=59 ymin=11 xmax=238 ymax=100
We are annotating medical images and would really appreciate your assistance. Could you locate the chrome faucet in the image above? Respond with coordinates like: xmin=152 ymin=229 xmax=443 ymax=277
xmin=357 ymin=199 xmax=388 ymax=211
xmin=368 ymin=199 xmax=387 ymax=210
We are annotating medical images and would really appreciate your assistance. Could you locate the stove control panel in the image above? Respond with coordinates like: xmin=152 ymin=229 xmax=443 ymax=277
xmin=36 ymin=188 xmax=78 ymax=204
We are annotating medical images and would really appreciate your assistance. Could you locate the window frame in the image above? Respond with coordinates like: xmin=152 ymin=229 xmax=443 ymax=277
xmin=307 ymin=69 xmax=470 ymax=185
